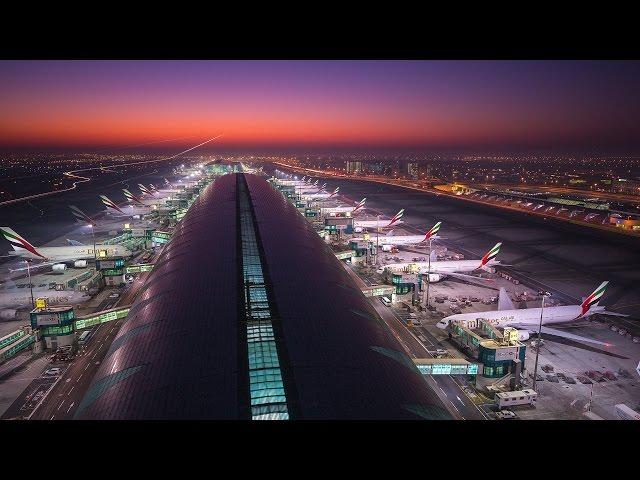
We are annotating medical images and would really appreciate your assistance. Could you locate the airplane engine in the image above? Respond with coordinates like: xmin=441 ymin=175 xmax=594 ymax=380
xmin=74 ymin=260 xmax=88 ymax=268
xmin=517 ymin=330 xmax=530 ymax=341
xmin=0 ymin=309 xmax=18 ymax=320
xmin=52 ymin=263 xmax=67 ymax=273
xmin=425 ymin=273 xmax=442 ymax=283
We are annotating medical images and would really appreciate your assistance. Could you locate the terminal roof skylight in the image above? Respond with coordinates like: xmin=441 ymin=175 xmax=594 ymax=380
xmin=238 ymin=176 xmax=290 ymax=420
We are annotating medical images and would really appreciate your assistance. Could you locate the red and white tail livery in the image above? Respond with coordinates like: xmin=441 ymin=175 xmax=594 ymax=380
xmin=100 ymin=194 xmax=125 ymax=214
xmin=478 ymin=242 xmax=502 ymax=269
xmin=123 ymin=189 xmax=146 ymax=206
xmin=69 ymin=205 xmax=94 ymax=225
xmin=424 ymin=221 xmax=442 ymax=241
xmin=579 ymin=281 xmax=609 ymax=318
xmin=387 ymin=209 xmax=404 ymax=227
xmin=352 ymin=198 xmax=366 ymax=214
xmin=138 ymin=184 xmax=152 ymax=195
xmin=1 ymin=227 xmax=46 ymax=259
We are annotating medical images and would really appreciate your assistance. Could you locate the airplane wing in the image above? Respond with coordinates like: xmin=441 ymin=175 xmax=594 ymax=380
xmin=66 ymin=239 xmax=84 ymax=246
xmin=498 ymin=287 xmax=516 ymax=311
xmin=598 ymin=310 xmax=630 ymax=318
xmin=420 ymin=270 xmax=494 ymax=283
xmin=8 ymin=260 xmax=60 ymax=272
xmin=512 ymin=324 xmax=613 ymax=347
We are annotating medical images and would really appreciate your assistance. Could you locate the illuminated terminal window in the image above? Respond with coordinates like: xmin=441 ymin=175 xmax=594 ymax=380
xmin=238 ymin=178 xmax=290 ymax=420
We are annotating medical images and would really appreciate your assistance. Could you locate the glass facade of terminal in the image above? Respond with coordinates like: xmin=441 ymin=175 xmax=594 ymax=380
xmin=238 ymin=177 xmax=290 ymax=420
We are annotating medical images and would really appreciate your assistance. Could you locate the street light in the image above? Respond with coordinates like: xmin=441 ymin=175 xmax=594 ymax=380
xmin=532 ymin=291 xmax=551 ymax=392
xmin=375 ymin=215 xmax=380 ymax=266
xmin=25 ymin=260 xmax=35 ymax=308
xmin=424 ymin=237 xmax=433 ymax=310
xmin=88 ymin=223 xmax=97 ymax=262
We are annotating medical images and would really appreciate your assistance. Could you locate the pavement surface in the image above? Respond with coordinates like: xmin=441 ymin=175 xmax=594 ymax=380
xmin=28 ymin=252 xmax=157 ymax=420
xmin=343 ymin=263 xmax=487 ymax=419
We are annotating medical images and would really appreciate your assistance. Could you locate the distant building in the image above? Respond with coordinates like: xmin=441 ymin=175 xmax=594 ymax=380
xmin=366 ymin=162 xmax=385 ymax=175
xmin=346 ymin=160 xmax=362 ymax=174
xmin=407 ymin=162 xmax=419 ymax=178
xmin=614 ymin=178 xmax=640 ymax=196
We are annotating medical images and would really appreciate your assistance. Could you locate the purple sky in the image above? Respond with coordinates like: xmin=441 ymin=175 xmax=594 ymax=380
xmin=1 ymin=60 xmax=639 ymax=152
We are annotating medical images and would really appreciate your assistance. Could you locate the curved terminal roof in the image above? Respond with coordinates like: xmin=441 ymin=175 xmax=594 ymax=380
xmin=76 ymin=173 xmax=452 ymax=419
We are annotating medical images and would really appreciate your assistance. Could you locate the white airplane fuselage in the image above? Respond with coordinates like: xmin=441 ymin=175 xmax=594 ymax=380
xmin=301 ymin=193 xmax=334 ymax=200
xmin=354 ymin=219 xmax=404 ymax=229
xmin=439 ymin=304 xmax=605 ymax=330
xmin=353 ymin=234 xmax=437 ymax=246
xmin=105 ymin=204 xmax=152 ymax=217
xmin=321 ymin=206 xmax=354 ymax=214
xmin=0 ymin=289 xmax=89 ymax=309
xmin=379 ymin=258 xmax=497 ymax=274
xmin=8 ymin=244 xmax=131 ymax=262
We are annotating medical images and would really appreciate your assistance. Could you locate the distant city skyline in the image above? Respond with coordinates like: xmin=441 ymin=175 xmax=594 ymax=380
xmin=1 ymin=60 xmax=640 ymax=153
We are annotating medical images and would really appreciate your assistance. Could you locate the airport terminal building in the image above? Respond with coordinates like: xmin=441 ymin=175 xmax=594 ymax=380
xmin=75 ymin=173 xmax=452 ymax=420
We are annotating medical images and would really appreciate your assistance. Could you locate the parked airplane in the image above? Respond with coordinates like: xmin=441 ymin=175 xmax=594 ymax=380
xmin=100 ymin=195 xmax=150 ymax=217
xmin=354 ymin=209 xmax=404 ymax=229
xmin=1 ymin=227 xmax=132 ymax=269
xmin=300 ymin=187 xmax=339 ymax=200
xmin=436 ymin=281 xmax=626 ymax=346
xmin=354 ymin=221 xmax=441 ymax=248
xmin=122 ymin=189 xmax=147 ymax=206
xmin=138 ymin=184 xmax=153 ymax=196
xmin=0 ymin=288 xmax=90 ymax=318
xmin=378 ymin=243 xmax=502 ymax=283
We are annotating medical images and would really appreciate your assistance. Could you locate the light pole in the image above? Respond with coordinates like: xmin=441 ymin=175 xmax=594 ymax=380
xmin=375 ymin=215 xmax=380 ymax=266
xmin=89 ymin=223 xmax=96 ymax=262
xmin=532 ymin=291 xmax=551 ymax=392
xmin=424 ymin=237 xmax=433 ymax=310
xmin=25 ymin=260 xmax=34 ymax=308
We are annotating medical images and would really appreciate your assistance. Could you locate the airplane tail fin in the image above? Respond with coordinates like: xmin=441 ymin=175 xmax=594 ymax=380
xmin=0 ymin=227 xmax=46 ymax=259
xmin=579 ymin=281 xmax=609 ymax=317
xmin=353 ymin=198 xmax=366 ymax=213
xmin=69 ymin=205 xmax=93 ymax=225
xmin=387 ymin=209 xmax=404 ymax=227
xmin=99 ymin=195 xmax=125 ymax=214
xmin=479 ymin=242 xmax=502 ymax=269
xmin=424 ymin=221 xmax=442 ymax=241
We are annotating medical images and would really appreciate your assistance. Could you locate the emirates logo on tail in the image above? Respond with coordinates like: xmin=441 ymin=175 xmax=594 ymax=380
xmin=1 ymin=227 xmax=46 ymax=259
xmin=579 ymin=281 xmax=609 ymax=317
xmin=353 ymin=198 xmax=366 ymax=213
xmin=69 ymin=205 xmax=93 ymax=225
xmin=387 ymin=209 xmax=405 ymax=226
xmin=479 ymin=242 xmax=502 ymax=268
xmin=424 ymin=221 xmax=442 ymax=241
xmin=100 ymin=195 xmax=125 ymax=214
